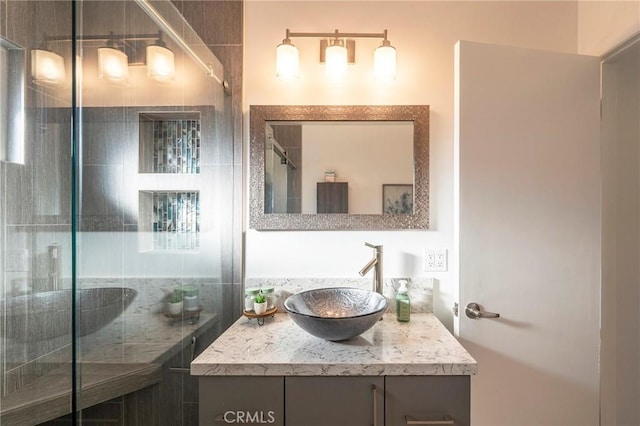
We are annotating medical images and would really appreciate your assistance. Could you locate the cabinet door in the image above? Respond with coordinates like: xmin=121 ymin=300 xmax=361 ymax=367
xmin=316 ymin=182 xmax=348 ymax=213
xmin=385 ymin=376 xmax=470 ymax=426
xmin=199 ymin=377 xmax=284 ymax=426
xmin=286 ymin=376 xmax=383 ymax=426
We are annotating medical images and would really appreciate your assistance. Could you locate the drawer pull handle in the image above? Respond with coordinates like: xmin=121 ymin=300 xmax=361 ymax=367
xmin=372 ymin=385 xmax=378 ymax=426
xmin=405 ymin=415 xmax=454 ymax=425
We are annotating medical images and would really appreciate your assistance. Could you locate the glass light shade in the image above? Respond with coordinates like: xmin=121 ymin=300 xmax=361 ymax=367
xmin=147 ymin=44 xmax=175 ymax=83
xmin=98 ymin=46 xmax=128 ymax=83
xmin=374 ymin=44 xmax=396 ymax=80
xmin=325 ymin=43 xmax=348 ymax=79
xmin=31 ymin=49 xmax=66 ymax=85
xmin=276 ymin=42 xmax=299 ymax=79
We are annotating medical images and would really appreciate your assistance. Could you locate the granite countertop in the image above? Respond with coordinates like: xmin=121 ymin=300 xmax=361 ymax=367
xmin=80 ymin=311 xmax=218 ymax=364
xmin=191 ymin=313 xmax=477 ymax=376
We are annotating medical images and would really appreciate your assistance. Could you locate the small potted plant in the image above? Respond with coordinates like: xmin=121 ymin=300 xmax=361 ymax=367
xmin=166 ymin=290 xmax=183 ymax=316
xmin=253 ymin=291 xmax=268 ymax=315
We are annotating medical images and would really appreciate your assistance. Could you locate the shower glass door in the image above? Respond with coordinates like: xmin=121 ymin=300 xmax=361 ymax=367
xmin=1 ymin=1 xmax=74 ymax=425
xmin=74 ymin=0 xmax=235 ymax=424
xmin=1 ymin=0 xmax=237 ymax=424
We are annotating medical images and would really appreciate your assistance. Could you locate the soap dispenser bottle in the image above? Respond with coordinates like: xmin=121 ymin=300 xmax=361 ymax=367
xmin=396 ymin=280 xmax=410 ymax=322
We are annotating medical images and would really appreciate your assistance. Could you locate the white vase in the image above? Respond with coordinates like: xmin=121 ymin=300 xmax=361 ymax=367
xmin=254 ymin=301 xmax=268 ymax=315
xmin=166 ymin=301 xmax=183 ymax=315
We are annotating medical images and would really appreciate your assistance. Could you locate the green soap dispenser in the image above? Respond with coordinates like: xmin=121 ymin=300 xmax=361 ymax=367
xmin=396 ymin=280 xmax=410 ymax=322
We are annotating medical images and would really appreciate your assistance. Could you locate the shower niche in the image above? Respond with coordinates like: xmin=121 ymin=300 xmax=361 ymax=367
xmin=139 ymin=190 xmax=200 ymax=251
xmin=138 ymin=112 xmax=202 ymax=251
xmin=139 ymin=112 xmax=201 ymax=174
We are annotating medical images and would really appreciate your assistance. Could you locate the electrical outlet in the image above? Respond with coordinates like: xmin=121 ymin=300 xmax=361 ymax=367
xmin=435 ymin=249 xmax=447 ymax=271
xmin=424 ymin=249 xmax=447 ymax=272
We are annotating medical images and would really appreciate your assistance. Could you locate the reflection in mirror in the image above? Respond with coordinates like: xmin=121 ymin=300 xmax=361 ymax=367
xmin=265 ymin=121 xmax=414 ymax=215
xmin=251 ymin=105 xmax=429 ymax=230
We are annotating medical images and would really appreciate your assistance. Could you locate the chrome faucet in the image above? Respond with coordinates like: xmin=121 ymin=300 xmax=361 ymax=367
xmin=359 ymin=242 xmax=383 ymax=295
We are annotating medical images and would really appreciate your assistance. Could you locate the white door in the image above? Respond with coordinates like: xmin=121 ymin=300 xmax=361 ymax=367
xmin=454 ymin=41 xmax=601 ymax=426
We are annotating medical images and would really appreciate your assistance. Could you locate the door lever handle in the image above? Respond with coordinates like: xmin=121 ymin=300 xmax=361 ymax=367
xmin=465 ymin=302 xmax=500 ymax=319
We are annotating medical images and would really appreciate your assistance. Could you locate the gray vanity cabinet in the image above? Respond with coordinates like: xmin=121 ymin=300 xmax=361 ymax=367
xmin=199 ymin=377 xmax=284 ymax=426
xmin=285 ymin=376 xmax=384 ymax=426
xmin=385 ymin=376 xmax=470 ymax=426
xmin=199 ymin=376 xmax=469 ymax=425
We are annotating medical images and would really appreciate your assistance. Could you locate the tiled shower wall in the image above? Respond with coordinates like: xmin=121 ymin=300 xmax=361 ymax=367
xmin=175 ymin=0 xmax=244 ymax=310
xmin=80 ymin=2 xmax=244 ymax=423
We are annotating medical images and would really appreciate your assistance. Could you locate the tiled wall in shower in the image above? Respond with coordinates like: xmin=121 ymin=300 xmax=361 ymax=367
xmin=139 ymin=113 xmax=202 ymax=174
xmin=153 ymin=119 xmax=201 ymax=174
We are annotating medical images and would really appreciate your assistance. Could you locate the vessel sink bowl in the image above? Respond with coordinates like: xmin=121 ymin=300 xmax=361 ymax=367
xmin=284 ymin=288 xmax=388 ymax=341
xmin=0 ymin=287 xmax=137 ymax=342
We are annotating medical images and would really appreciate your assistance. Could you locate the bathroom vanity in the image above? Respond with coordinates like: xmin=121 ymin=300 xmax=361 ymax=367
xmin=192 ymin=313 xmax=476 ymax=425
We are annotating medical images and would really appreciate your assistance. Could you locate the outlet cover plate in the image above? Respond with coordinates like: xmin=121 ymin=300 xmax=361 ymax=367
xmin=424 ymin=249 xmax=447 ymax=272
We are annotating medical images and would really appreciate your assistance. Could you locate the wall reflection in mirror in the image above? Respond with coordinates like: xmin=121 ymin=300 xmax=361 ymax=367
xmin=265 ymin=121 xmax=414 ymax=215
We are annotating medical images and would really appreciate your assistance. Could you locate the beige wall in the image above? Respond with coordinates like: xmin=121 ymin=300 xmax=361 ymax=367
xmin=244 ymin=1 xmax=579 ymax=328
xmin=578 ymin=0 xmax=640 ymax=56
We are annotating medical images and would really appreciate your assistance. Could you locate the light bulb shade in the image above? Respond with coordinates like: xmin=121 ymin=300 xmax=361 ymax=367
xmin=98 ymin=46 xmax=128 ymax=83
xmin=374 ymin=44 xmax=396 ymax=80
xmin=325 ymin=43 xmax=348 ymax=79
xmin=31 ymin=49 xmax=66 ymax=85
xmin=276 ymin=42 xmax=299 ymax=79
xmin=147 ymin=44 xmax=175 ymax=83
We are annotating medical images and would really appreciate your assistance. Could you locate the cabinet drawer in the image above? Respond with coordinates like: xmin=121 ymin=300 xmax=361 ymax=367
xmin=385 ymin=376 xmax=470 ymax=426
xmin=286 ymin=376 xmax=384 ymax=426
xmin=199 ymin=377 xmax=284 ymax=426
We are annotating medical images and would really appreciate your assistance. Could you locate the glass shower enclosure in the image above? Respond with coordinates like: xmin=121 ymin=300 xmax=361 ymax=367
xmin=1 ymin=1 xmax=239 ymax=424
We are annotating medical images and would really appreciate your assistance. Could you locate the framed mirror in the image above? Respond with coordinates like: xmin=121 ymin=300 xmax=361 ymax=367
xmin=249 ymin=105 xmax=429 ymax=230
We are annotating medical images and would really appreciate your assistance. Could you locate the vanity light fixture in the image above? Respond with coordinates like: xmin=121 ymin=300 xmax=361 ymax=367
xmin=98 ymin=35 xmax=129 ymax=83
xmin=31 ymin=48 xmax=66 ymax=85
xmin=276 ymin=35 xmax=299 ymax=80
xmin=33 ymin=31 xmax=180 ymax=86
xmin=146 ymin=32 xmax=175 ymax=83
xmin=374 ymin=30 xmax=396 ymax=80
xmin=275 ymin=29 xmax=397 ymax=81
xmin=325 ymin=37 xmax=348 ymax=80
